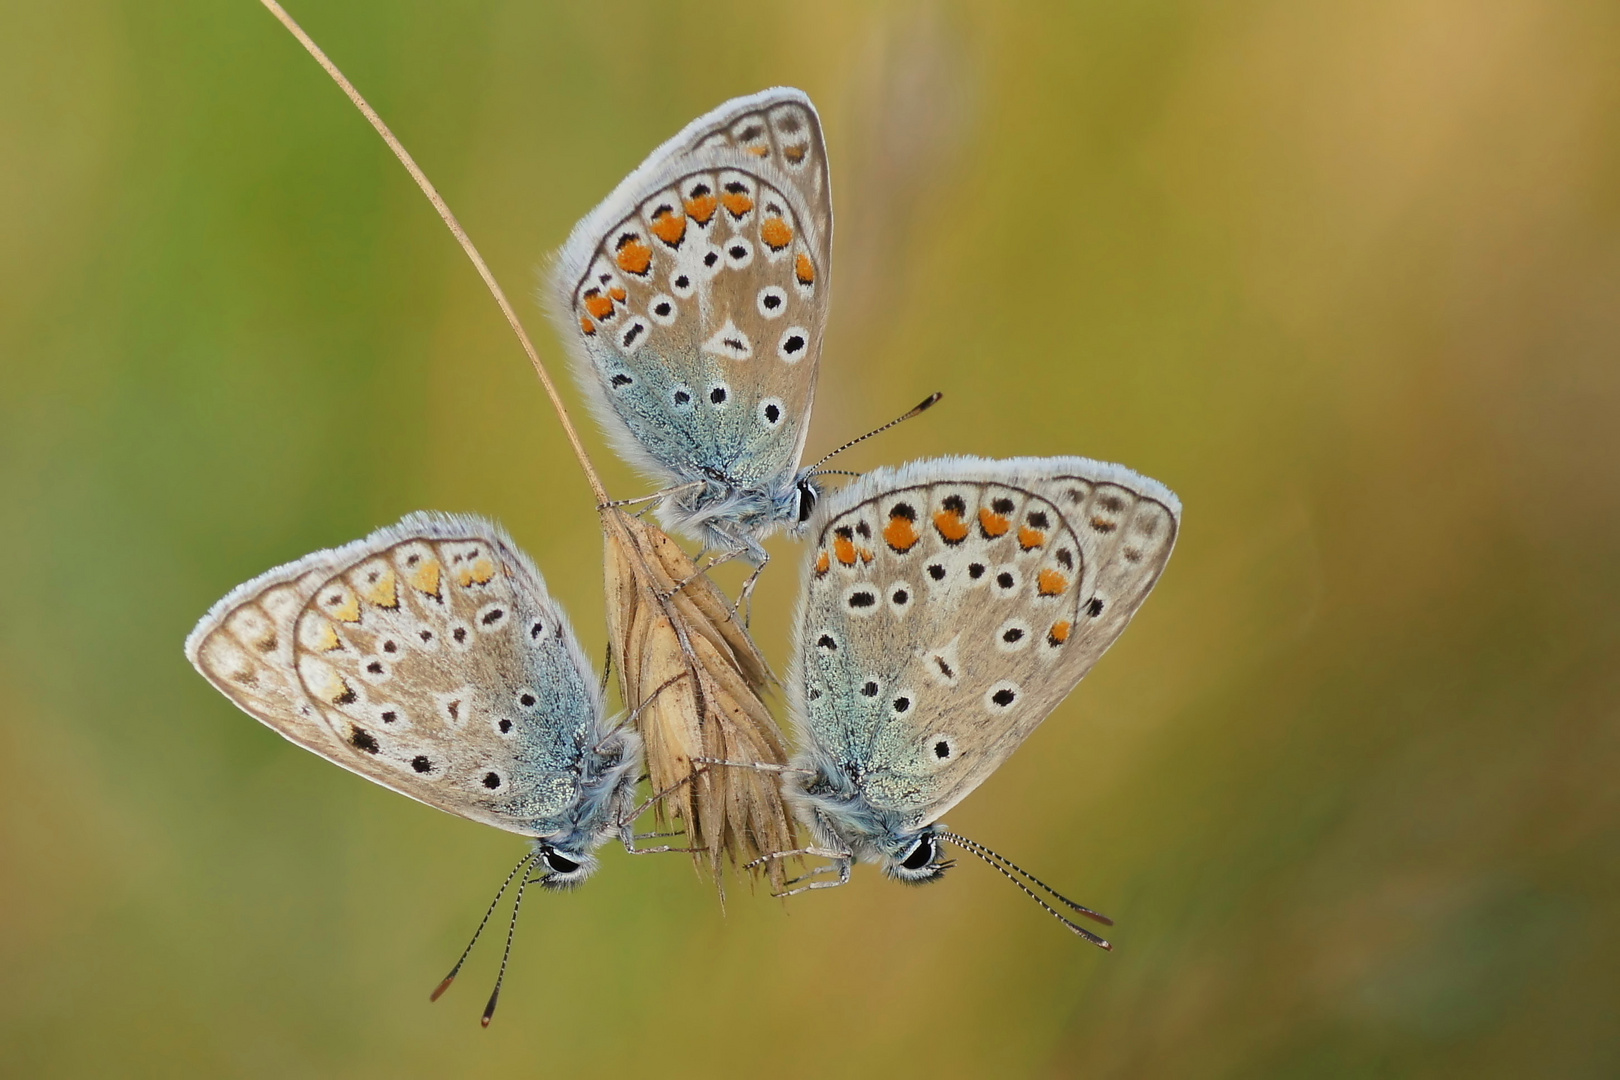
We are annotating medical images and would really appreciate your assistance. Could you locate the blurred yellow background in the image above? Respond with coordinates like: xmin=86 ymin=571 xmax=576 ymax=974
xmin=4 ymin=1 xmax=1618 ymax=1076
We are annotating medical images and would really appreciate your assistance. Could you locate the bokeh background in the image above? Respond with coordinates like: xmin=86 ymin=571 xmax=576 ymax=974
xmin=4 ymin=0 xmax=1619 ymax=1075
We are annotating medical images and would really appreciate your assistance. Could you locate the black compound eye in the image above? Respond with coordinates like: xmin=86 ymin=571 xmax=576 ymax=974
xmin=901 ymin=837 xmax=935 ymax=871
xmin=797 ymin=482 xmax=818 ymax=523
xmin=542 ymin=850 xmax=581 ymax=874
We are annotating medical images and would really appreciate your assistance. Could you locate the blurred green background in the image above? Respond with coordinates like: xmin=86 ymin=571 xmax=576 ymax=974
xmin=4 ymin=0 xmax=1618 ymax=1075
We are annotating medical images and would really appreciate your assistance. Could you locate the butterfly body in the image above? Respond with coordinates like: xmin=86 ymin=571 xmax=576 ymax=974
xmin=549 ymin=87 xmax=832 ymax=563
xmin=785 ymin=456 xmax=1182 ymax=884
xmin=185 ymin=512 xmax=639 ymax=881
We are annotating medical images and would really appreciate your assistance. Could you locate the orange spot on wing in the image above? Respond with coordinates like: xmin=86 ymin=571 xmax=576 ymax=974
xmin=745 ymin=145 xmax=769 ymax=157
xmin=858 ymin=546 xmax=875 ymax=564
xmin=978 ymin=508 xmax=1011 ymax=538
xmin=650 ymin=208 xmax=686 ymax=246
xmin=580 ymin=316 xmax=596 ymax=335
xmin=410 ymin=559 xmax=441 ymax=597
xmin=615 ymin=238 xmax=652 ymax=275
xmin=721 ymin=190 xmax=754 ymax=218
xmin=584 ymin=293 xmax=615 ymax=319
xmin=608 ymin=286 xmax=627 ymax=302
xmin=1048 ymin=620 xmax=1071 ymax=645
xmin=1037 ymin=569 xmax=1069 ymax=596
xmin=760 ymin=216 xmax=793 ymax=250
xmin=934 ymin=508 xmax=970 ymax=543
xmin=457 ymin=556 xmax=495 ymax=588
xmin=359 ymin=568 xmax=398 ymax=608
xmin=328 ymin=591 xmax=361 ymax=623
xmin=815 ymin=551 xmax=830 ymax=575
xmin=795 ymin=252 xmax=816 ymax=285
xmin=833 ymin=533 xmax=858 ymax=566
xmin=783 ymin=144 xmax=807 ymax=163
xmin=883 ymin=515 xmax=919 ymax=552
xmin=1018 ymin=527 xmax=1046 ymax=550
xmin=313 ymin=621 xmax=342 ymax=652
xmin=685 ymin=192 xmax=717 ymax=225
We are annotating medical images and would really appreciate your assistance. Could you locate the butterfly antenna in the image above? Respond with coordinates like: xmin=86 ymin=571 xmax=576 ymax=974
xmin=807 ymin=393 xmax=943 ymax=473
xmin=480 ymin=854 xmax=545 ymax=1027
xmin=431 ymin=848 xmax=542 ymax=1004
xmin=939 ymin=833 xmax=1114 ymax=949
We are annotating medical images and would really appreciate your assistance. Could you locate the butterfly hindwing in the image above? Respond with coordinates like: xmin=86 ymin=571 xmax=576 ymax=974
xmin=794 ymin=457 xmax=1180 ymax=830
xmin=550 ymin=88 xmax=831 ymax=530
xmin=186 ymin=513 xmax=607 ymax=838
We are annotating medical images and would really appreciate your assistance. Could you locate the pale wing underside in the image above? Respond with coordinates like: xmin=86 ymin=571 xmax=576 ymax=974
xmin=794 ymin=456 xmax=1180 ymax=828
xmin=185 ymin=513 xmax=603 ymax=837
xmin=549 ymin=88 xmax=832 ymax=488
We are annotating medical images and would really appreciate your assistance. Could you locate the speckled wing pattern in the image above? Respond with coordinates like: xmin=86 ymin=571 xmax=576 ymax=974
xmin=185 ymin=513 xmax=608 ymax=838
xmin=549 ymin=87 xmax=831 ymax=493
xmin=793 ymin=457 xmax=1181 ymax=829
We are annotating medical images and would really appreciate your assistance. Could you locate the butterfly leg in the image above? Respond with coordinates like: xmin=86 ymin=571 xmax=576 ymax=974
xmin=771 ymin=855 xmax=854 ymax=897
xmin=597 ymin=480 xmax=706 ymax=512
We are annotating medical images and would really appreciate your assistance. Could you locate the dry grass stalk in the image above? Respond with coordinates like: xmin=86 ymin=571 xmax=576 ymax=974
xmin=602 ymin=508 xmax=794 ymax=886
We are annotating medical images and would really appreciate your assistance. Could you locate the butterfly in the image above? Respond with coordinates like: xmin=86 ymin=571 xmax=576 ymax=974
xmin=184 ymin=512 xmax=642 ymax=887
xmin=548 ymin=87 xmax=832 ymax=572
xmin=775 ymin=455 xmax=1181 ymax=943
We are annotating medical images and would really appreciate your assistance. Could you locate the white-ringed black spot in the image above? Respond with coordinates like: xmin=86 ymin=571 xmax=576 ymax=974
xmin=709 ymin=385 xmax=728 ymax=405
xmin=498 ymin=718 xmax=513 ymax=734
xmin=654 ymin=301 xmax=671 ymax=316
xmin=1002 ymin=627 xmax=1024 ymax=643
xmin=764 ymin=403 xmax=780 ymax=424
xmin=453 ymin=627 xmax=468 ymax=643
xmin=610 ymin=373 xmax=632 ymax=389
xmin=991 ymin=688 xmax=1016 ymax=707
xmin=366 ymin=661 xmax=384 ymax=674
xmin=933 ymin=740 xmax=951 ymax=760
xmin=380 ymin=710 xmax=397 ymax=723
xmin=996 ymin=571 xmax=1014 ymax=589
xmin=382 ymin=639 xmax=398 ymax=653
xmin=672 ymin=387 xmax=692 ymax=407
xmin=620 ymin=320 xmax=647 ymax=349
xmin=481 ymin=608 xmax=505 ymax=626
xmin=349 ymin=726 xmax=379 ymax=753
xmin=778 ymin=327 xmax=808 ymax=362
xmin=1057 ymin=549 xmax=1074 ymax=569
xmin=672 ymin=272 xmax=693 ymax=296
xmin=992 ymin=497 xmax=1015 ymax=515
xmin=928 ymin=564 xmax=946 ymax=581
xmin=861 ymin=681 xmax=878 ymax=697
xmin=891 ymin=588 xmax=909 ymax=605
xmin=1088 ymin=598 xmax=1105 ymax=617
xmin=848 ymin=591 xmax=876 ymax=609
xmin=968 ymin=563 xmax=986 ymax=579
xmin=934 ymin=656 xmax=954 ymax=678
xmin=1027 ymin=510 xmax=1050 ymax=529
xmin=529 ymin=621 xmax=544 ymax=639
xmin=419 ymin=629 xmax=434 ymax=642
xmin=757 ymin=285 xmax=787 ymax=318
xmin=412 ymin=756 xmax=433 ymax=773
xmin=816 ymin=634 xmax=837 ymax=650
xmin=482 ymin=772 xmax=502 ymax=789
xmin=703 ymin=250 xmax=719 ymax=268
xmin=892 ymin=696 xmax=911 ymax=714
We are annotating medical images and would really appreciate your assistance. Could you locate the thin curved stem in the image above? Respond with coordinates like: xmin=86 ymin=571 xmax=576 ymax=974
xmin=255 ymin=0 xmax=607 ymax=505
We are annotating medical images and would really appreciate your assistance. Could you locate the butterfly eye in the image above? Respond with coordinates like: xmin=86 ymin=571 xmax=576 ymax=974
xmin=541 ymin=849 xmax=581 ymax=874
xmin=900 ymin=837 xmax=936 ymax=871
xmin=796 ymin=482 xmax=818 ymax=523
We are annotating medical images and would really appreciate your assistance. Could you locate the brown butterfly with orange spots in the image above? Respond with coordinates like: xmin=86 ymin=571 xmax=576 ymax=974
xmin=548 ymin=88 xmax=832 ymax=580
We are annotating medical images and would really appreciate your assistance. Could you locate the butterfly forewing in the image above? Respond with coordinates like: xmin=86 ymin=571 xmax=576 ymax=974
xmin=187 ymin=513 xmax=605 ymax=837
xmin=795 ymin=457 xmax=1180 ymax=828
xmin=552 ymin=88 xmax=831 ymax=491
